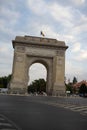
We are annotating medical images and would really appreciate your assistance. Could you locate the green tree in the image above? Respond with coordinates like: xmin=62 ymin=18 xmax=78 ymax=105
xmin=0 ymin=77 xmax=3 ymax=88
xmin=65 ymin=83 xmax=73 ymax=94
xmin=28 ymin=79 xmax=46 ymax=93
xmin=73 ymin=77 xmax=77 ymax=84
xmin=2 ymin=76 xmax=7 ymax=88
xmin=79 ymin=83 xmax=87 ymax=94
xmin=0 ymin=74 xmax=11 ymax=88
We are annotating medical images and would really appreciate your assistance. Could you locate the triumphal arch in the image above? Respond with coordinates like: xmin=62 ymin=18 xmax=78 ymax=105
xmin=10 ymin=35 xmax=68 ymax=96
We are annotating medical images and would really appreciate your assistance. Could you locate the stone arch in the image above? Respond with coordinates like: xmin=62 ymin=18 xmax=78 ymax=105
xmin=10 ymin=35 xmax=68 ymax=96
xmin=26 ymin=57 xmax=53 ymax=95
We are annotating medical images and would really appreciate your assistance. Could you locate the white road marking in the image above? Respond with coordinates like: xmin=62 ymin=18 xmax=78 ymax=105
xmin=0 ymin=122 xmax=12 ymax=127
xmin=0 ymin=114 xmax=21 ymax=130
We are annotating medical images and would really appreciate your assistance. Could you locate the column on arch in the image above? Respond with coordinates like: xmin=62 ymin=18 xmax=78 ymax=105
xmin=10 ymin=50 xmax=28 ymax=94
xmin=52 ymin=52 xmax=66 ymax=96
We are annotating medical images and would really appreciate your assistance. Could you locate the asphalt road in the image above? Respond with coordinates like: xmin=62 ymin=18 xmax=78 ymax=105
xmin=0 ymin=95 xmax=87 ymax=130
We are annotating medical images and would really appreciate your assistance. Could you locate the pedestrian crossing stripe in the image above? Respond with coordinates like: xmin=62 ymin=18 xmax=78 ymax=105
xmin=59 ymin=104 xmax=87 ymax=114
xmin=34 ymin=100 xmax=87 ymax=116
xmin=0 ymin=122 xmax=12 ymax=127
xmin=0 ymin=114 xmax=21 ymax=130
xmin=37 ymin=101 xmax=87 ymax=116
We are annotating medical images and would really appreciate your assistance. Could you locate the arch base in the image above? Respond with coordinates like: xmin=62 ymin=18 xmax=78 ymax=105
xmin=9 ymin=82 xmax=27 ymax=94
xmin=52 ymin=84 xmax=66 ymax=96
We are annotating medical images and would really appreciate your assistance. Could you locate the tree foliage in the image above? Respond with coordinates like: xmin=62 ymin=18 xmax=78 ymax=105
xmin=0 ymin=74 xmax=11 ymax=88
xmin=65 ymin=83 xmax=73 ymax=93
xmin=79 ymin=83 xmax=87 ymax=94
xmin=65 ymin=76 xmax=78 ymax=94
xmin=28 ymin=79 xmax=46 ymax=93
xmin=73 ymin=77 xmax=77 ymax=84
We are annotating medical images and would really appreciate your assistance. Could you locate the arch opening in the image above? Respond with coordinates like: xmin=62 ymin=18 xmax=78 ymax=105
xmin=28 ymin=63 xmax=47 ymax=95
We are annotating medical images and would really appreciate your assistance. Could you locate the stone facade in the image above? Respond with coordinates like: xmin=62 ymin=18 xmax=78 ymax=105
xmin=10 ymin=35 xmax=68 ymax=96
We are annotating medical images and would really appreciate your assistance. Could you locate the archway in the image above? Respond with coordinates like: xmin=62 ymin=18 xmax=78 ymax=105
xmin=26 ymin=57 xmax=53 ymax=95
xmin=10 ymin=35 xmax=68 ymax=96
xmin=28 ymin=63 xmax=47 ymax=94
xmin=28 ymin=63 xmax=47 ymax=84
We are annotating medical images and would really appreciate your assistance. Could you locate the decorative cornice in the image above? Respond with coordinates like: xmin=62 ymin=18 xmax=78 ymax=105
xmin=12 ymin=35 xmax=68 ymax=50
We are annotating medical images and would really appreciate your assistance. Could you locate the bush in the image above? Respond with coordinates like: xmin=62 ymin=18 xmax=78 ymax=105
xmin=79 ymin=83 xmax=87 ymax=94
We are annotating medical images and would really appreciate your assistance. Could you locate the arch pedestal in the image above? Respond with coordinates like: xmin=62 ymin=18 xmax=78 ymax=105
xmin=10 ymin=36 xmax=68 ymax=96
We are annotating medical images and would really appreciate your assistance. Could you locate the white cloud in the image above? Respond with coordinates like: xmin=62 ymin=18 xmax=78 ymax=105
xmin=72 ymin=49 xmax=87 ymax=61
xmin=27 ymin=0 xmax=87 ymax=36
xmin=72 ymin=15 xmax=87 ymax=35
xmin=49 ymin=3 xmax=73 ymax=22
xmin=72 ymin=42 xmax=81 ymax=52
xmin=79 ymin=50 xmax=87 ymax=60
xmin=0 ymin=6 xmax=20 ymax=25
xmin=0 ymin=42 xmax=13 ymax=76
xmin=27 ymin=0 xmax=47 ymax=15
xmin=0 ymin=46 xmax=7 ymax=53
xmin=0 ymin=6 xmax=21 ymax=36
xmin=71 ymin=0 xmax=85 ymax=6
xmin=65 ymin=59 xmax=86 ymax=81
xmin=61 ymin=34 xmax=75 ymax=43
xmin=27 ymin=0 xmax=74 ymax=28
xmin=0 ymin=42 xmax=13 ymax=58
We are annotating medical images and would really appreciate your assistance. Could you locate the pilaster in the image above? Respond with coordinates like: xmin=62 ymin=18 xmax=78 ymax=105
xmin=9 ymin=50 xmax=28 ymax=94
xmin=52 ymin=51 xmax=66 ymax=96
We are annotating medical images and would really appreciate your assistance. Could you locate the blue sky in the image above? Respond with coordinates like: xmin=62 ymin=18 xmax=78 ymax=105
xmin=0 ymin=0 xmax=87 ymax=83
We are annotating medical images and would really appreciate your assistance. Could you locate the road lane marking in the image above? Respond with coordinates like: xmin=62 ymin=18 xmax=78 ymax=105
xmin=0 ymin=122 xmax=12 ymax=127
xmin=0 ymin=114 xmax=21 ymax=130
